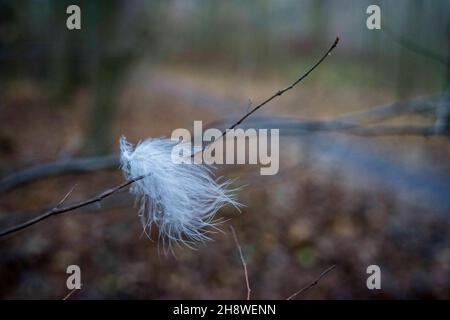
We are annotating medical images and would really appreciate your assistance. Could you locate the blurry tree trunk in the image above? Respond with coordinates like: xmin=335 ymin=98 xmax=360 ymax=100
xmin=82 ymin=1 xmax=127 ymax=156
xmin=47 ymin=1 xmax=80 ymax=104
xmin=84 ymin=56 xmax=125 ymax=155
xmin=434 ymin=22 xmax=450 ymax=133
xmin=396 ymin=0 xmax=423 ymax=99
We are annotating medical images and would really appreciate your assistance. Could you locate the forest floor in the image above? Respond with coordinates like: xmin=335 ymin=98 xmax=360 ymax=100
xmin=0 ymin=63 xmax=449 ymax=299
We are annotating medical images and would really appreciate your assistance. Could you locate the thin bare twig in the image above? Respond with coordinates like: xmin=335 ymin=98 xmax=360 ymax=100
xmin=0 ymin=37 xmax=340 ymax=238
xmin=229 ymin=225 xmax=251 ymax=300
xmin=218 ymin=118 xmax=446 ymax=137
xmin=286 ymin=265 xmax=336 ymax=300
xmin=62 ymin=288 xmax=79 ymax=300
xmin=220 ymin=37 xmax=339 ymax=139
xmin=0 ymin=175 xmax=144 ymax=238
xmin=56 ymin=184 xmax=78 ymax=208
xmin=191 ymin=36 xmax=339 ymax=158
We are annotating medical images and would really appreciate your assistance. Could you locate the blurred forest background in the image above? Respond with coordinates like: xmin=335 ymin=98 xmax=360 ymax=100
xmin=0 ymin=0 xmax=449 ymax=299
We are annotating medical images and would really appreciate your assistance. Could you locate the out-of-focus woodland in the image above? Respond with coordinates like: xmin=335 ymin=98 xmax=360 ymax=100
xmin=0 ymin=0 xmax=449 ymax=299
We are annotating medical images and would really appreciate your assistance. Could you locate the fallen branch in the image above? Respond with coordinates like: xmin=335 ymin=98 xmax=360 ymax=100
xmin=2 ymin=92 xmax=445 ymax=195
xmin=216 ymin=117 xmax=446 ymax=137
xmin=0 ymin=154 xmax=119 ymax=194
xmin=333 ymin=97 xmax=441 ymax=125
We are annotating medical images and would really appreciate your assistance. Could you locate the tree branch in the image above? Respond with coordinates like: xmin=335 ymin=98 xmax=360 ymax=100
xmin=62 ymin=288 xmax=79 ymax=300
xmin=0 ymin=37 xmax=340 ymax=239
xmin=287 ymin=265 xmax=336 ymax=300
xmin=216 ymin=117 xmax=446 ymax=137
xmin=0 ymin=175 xmax=144 ymax=237
xmin=0 ymin=154 xmax=119 ymax=194
xmin=230 ymin=225 xmax=251 ymax=300
xmin=220 ymin=37 xmax=339 ymax=139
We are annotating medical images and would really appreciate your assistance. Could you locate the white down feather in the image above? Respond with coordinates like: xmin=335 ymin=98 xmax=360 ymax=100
xmin=119 ymin=136 xmax=240 ymax=249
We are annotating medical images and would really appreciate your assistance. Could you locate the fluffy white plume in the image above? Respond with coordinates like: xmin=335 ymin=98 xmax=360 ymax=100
xmin=120 ymin=136 xmax=240 ymax=249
